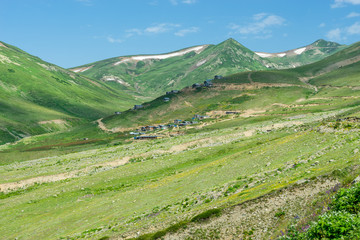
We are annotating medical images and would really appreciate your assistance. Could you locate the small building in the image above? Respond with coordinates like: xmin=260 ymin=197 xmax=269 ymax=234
xmin=145 ymin=126 xmax=156 ymax=131
xmin=193 ymin=114 xmax=210 ymax=120
xmin=163 ymin=97 xmax=170 ymax=102
xmin=214 ymin=75 xmax=223 ymax=80
xmin=134 ymin=135 xmax=162 ymax=140
xmin=166 ymin=90 xmax=180 ymax=95
xmin=174 ymin=119 xmax=182 ymax=124
xmin=225 ymin=111 xmax=240 ymax=114
xmin=204 ymin=79 xmax=213 ymax=87
xmin=192 ymin=83 xmax=202 ymax=88
xmin=133 ymin=105 xmax=144 ymax=110
xmin=114 ymin=111 xmax=122 ymax=115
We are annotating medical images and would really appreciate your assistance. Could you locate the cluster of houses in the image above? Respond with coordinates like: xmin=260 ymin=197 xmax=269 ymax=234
xmin=131 ymin=114 xmax=210 ymax=139
xmin=192 ymin=75 xmax=223 ymax=89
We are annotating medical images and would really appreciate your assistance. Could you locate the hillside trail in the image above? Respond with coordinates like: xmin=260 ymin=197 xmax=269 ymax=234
xmin=96 ymin=118 xmax=111 ymax=132
xmin=298 ymin=77 xmax=318 ymax=92
xmin=297 ymin=54 xmax=360 ymax=92
xmin=0 ymin=118 xmax=303 ymax=193
xmin=96 ymin=118 xmax=134 ymax=133
xmin=0 ymin=157 xmax=131 ymax=192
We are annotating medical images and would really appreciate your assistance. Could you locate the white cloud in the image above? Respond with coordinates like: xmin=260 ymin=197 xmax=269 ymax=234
xmin=326 ymin=28 xmax=344 ymax=41
xmin=107 ymin=36 xmax=123 ymax=43
xmin=347 ymin=12 xmax=360 ymax=18
xmin=145 ymin=23 xmax=180 ymax=34
xmin=347 ymin=21 xmax=360 ymax=34
xmin=175 ymin=27 xmax=199 ymax=37
xmin=253 ymin=13 xmax=268 ymax=21
xmin=229 ymin=13 xmax=285 ymax=37
xmin=331 ymin=0 xmax=360 ymax=8
xmin=326 ymin=22 xmax=360 ymax=42
xmin=319 ymin=23 xmax=326 ymax=28
xmin=170 ymin=0 xmax=197 ymax=5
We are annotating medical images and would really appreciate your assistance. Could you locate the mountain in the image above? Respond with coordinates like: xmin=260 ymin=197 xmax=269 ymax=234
xmin=2 ymin=40 xmax=360 ymax=240
xmin=70 ymin=39 xmax=345 ymax=98
xmin=70 ymin=38 xmax=272 ymax=97
xmin=255 ymin=39 xmax=346 ymax=69
xmin=0 ymin=41 xmax=137 ymax=144
xmin=101 ymin=40 xmax=359 ymax=131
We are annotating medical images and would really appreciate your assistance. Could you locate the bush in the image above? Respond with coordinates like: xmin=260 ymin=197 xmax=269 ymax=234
xmin=191 ymin=208 xmax=222 ymax=222
xmin=304 ymin=211 xmax=360 ymax=239
xmin=331 ymin=183 xmax=360 ymax=214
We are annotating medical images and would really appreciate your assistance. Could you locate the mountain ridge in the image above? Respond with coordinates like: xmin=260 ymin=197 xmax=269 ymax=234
xmin=69 ymin=38 xmax=346 ymax=97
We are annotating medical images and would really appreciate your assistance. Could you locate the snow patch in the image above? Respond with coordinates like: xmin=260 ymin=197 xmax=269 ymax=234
xmin=101 ymin=75 xmax=130 ymax=87
xmin=113 ymin=45 xmax=207 ymax=65
xmin=294 ymin=47 xmax=306 ymax=55
xmin=277 ymin=53 xmax=286 ymax=57
xmin=113 ymin=58 xmax=131 ymax=66
xmin=255 ymin=52 xmax=273 ymax=58
xmin=70 ymin=65 xmax=94 ymax=73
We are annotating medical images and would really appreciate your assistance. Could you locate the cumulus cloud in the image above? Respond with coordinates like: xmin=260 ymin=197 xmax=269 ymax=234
xmin=347 ymin=12 xmax=360 ymax=18
xmin=107 ymin=36 xmax=123 ymax=43
xmin=331 ymin=0 xmax=360 ymax=8
xmin=229 ymin=13 xmax=285 ymax=38
xmin=174 ymin=27 xmax=199 ymax=37
xmin=326 ymin=28 xmax=344 ymax=41
xmin=347 ymin=21 xmax=360 ymax=34
xmin=326 ymin=22 xmax=360 ymax=42
xmin=319 ymin=23 xmax=326 ymax=28
xmin=145 ymin=23 xmax=180 ymax=34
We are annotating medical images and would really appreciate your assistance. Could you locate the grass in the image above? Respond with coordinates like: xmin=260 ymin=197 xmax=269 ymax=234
xmin=0 ymin=40 xmax=360 ymax=239
xmin=0 ymin=41 xmax=138 ymax=144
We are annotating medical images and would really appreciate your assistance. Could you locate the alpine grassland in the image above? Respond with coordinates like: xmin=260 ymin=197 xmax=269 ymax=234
xmin=1 ymin=40 xmax=360 ymax=239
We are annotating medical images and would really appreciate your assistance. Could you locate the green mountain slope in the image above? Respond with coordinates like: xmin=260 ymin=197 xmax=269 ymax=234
xmin=70 ymin=39 xmax=345 ymax=98
xmin=2 ymin=41 xmax=360 ymax=240
xmin=255 ymin=39 xmax=346 ymax=69
xmin=101 ymin=41 xmax=359 ymax=130
xmin=0 ymin=41 xmax=137 ymax=144
xmin=69 ymin=39 xmax=274 ymax=97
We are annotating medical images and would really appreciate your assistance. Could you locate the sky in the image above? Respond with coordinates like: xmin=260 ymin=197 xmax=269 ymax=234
xmin=1 ymin=0 xmax=360 ymax=68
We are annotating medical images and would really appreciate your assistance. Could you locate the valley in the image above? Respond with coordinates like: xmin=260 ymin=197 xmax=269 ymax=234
xmin=1 ymin=39 xmax=360 ymax=239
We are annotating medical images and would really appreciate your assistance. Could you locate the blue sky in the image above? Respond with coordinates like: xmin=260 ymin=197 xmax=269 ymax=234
xmin=1 ymin=0 xmax=360 ymax=68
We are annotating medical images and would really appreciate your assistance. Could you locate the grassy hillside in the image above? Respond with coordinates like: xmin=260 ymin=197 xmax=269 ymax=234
xmin=259 ymin=39 xmax=346 ymax=69
xmin=71 ymin=39 xmax=274 ymax=97
xmin=72 ymin=39 xmax=345 ymax=99
xmin=1 ymin=40 xmax=360 ymax=239
xmin=0 ymin=41 xmax=138 ymax=144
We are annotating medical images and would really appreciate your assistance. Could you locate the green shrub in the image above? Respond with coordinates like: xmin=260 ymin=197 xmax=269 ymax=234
xmin=331 ymin=183 xmax=360 ymax=214
xmin=304 ymin=211 xmax=360 ymax=239
xmin=191 ymin=208 xmax=222 ymax=222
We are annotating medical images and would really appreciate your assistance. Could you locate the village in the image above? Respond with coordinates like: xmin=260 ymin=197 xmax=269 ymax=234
xmin=131 ymin=114 xmax=210 ymax=140
xmin=129 ymin=76 xmax=224 ymax=140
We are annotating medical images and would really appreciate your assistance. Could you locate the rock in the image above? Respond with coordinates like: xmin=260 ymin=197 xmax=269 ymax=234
xmin=353 ymin=175 xmax=360 ymax=184
xmin=354 ymin=149 xmax=359 ymax=154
